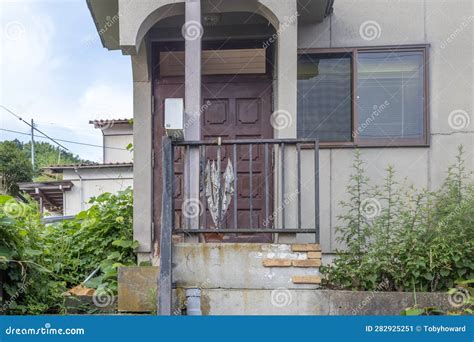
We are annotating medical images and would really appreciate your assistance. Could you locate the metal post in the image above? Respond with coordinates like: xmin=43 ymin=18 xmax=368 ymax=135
xmin=30 ymin=119 xmax=35 ymax=170
xmin=158 ymin=136 xmax=173 ymax=315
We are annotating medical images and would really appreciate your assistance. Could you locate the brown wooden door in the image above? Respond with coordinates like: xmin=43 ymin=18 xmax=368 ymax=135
xmin=153 ymin=76 xmax=273 ymax=242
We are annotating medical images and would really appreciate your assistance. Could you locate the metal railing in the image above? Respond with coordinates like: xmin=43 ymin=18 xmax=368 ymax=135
xmin=158 ymin=136 xmax=320 ymax=315
xmin=161 ymin=137 xmax=320 ymax=241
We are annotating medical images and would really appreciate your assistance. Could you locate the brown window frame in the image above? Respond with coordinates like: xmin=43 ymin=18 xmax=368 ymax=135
xmin=297 ymin=45 xmax=430 ymax=148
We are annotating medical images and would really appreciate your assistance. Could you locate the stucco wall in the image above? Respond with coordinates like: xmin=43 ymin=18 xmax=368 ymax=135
xmin=103 ymin=135 xmax=133 ymax=163
xmin=62 ymin=167 xmax=133 ymax=215
xmin=298 ymin=0 xmax=474 ymax=253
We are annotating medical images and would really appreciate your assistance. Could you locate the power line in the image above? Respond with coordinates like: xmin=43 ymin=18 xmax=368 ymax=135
xmin=0 ymin=128 xmax=128 ymax=151
xmin=0 ymin=104 xmax=71 ymax=151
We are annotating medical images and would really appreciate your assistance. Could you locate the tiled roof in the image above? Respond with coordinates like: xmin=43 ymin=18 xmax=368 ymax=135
xmin=89 ymin=119 xmax=133 ymax=127
xmin=45 ymin=162 xmax=133 ymax=172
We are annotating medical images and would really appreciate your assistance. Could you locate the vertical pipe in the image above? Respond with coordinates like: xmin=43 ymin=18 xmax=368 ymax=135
xmin=297 ymin=143 xmax=301 ymax=230
xmin=314 ymin=140 xmax=320 ymax=243
xmin=200 ymin=145 xmax=206 ymax=229
xmin=264 ymin=143 xmax=269 ymax=228
xmin=249 ymin=144 xmax=253 ymax=229
xmin=186 ymin=145 xmax=191 ymax=230
xmin=233 ymin=143 xmax=237 ymax=229
xmin=217 ymin=138 xmax=222 ymax=229
xmin=281 ymin=143 xmax=285 ymax=229
xmin=30 ymin=119 xmax=35 ymax=171
xmin=159 ymin=136 xmax=173 ymax=315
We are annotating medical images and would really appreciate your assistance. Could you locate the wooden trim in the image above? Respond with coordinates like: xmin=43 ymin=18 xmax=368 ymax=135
xmin=298 ymin=45 xmax=431 ymax=148
xmin=159 ymin=49 xmax=267 ymax=76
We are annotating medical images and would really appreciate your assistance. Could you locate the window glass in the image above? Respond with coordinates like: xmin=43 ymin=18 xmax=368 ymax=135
xmin=297 ymin=53 xmax=352 ymax=142
xmin=356 ymin=51 xmax=425 ymax=140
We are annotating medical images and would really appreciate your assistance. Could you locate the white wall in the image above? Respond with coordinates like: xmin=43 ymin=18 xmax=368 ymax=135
xmin=62 ymin=167 xmax=133 ymax=216
xmin=103 ymin=135 xmax=133 ymax=163
xmin=100 ymin=123 xmax=133 ymax=163
xmin=298 ymin=0 xmax=473 ymax=252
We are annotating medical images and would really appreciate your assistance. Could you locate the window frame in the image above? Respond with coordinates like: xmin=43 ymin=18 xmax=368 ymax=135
xmin=297 ymin=45 xmax=430 ymax=148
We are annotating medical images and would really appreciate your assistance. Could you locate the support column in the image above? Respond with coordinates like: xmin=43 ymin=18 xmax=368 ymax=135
xmin=267 ymin=0 xmax=299 ymax=240
xmin=184 ymin=0 xmax=202 ymax=230
xmin=132 ymin=40 xmax=153 ymax=260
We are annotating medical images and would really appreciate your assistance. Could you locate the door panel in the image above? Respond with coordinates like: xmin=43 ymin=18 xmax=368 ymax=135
xmin=154 ymin=78 xmax=273 ymax=242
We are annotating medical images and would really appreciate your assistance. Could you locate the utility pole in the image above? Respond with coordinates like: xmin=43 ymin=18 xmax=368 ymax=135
xmin=31 ymin=118 xmax=35 ymax=170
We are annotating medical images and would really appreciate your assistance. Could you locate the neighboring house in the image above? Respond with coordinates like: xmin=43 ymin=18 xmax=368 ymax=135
xmin=19 ymin=119 xmax=133 ymax=215
xmin=86 ymin=0 xmax=473 ymax=314
xmin=90 ymin=119 xmax=134 ymax=163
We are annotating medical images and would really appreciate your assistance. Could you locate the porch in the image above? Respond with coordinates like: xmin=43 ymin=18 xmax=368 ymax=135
xmin=157 ymin=137 xmax=321 ymax=314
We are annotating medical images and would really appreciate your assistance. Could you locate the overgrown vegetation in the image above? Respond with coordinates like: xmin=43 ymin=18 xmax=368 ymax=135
xmin=0 ymin=188 xmax=136 ymax=314
xmin=0 ymin=141 xmax=34 ymax=195
xmin=0 ymin=140 xmax=89 ymax=190
xmin=322 ymin=146 xmax=474 ymax=293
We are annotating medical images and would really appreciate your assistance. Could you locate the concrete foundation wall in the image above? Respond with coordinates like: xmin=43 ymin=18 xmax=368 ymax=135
xmin=199 ymin=289 xmax=453 ymax=315
xmin=172 ymin=243 xmax=321 ymax=290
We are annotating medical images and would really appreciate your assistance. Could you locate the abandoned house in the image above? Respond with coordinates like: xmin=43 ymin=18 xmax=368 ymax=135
xmin=85 ymin=0 xmax=473 ymax=314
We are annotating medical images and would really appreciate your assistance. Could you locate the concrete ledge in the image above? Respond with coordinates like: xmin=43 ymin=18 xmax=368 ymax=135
xmin=172 ymin=243 xmax=321 ymax=290
xmin=198 ymin=289 xmax=453 ymax=315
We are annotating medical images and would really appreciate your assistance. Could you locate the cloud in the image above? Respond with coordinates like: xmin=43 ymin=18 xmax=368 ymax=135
xmin=0 ymin=1 xmax=133 ymax=162
xmin=78 ymin=83 xmax=133 ymax=123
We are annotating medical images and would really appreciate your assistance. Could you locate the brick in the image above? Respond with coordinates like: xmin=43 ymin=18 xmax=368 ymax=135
xmin=291 ymin=244 xmax=321 ymax=252
xmin=292 ymin=275 xmax=321 ymax=284
xmin=262 ymin=259 xmax=292 ymax=267
xmin=292 ymin=259 xmax=321 ymax=267
xmin=307 ymin=251 xmax=322 ymax=259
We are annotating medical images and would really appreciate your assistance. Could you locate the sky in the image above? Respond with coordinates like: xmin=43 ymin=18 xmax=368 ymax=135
xmin=0 ymin=0 xmax=133 ymax=162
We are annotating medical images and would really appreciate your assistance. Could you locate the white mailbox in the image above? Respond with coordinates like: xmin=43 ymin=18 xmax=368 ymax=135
xmin=164 ymin=98 xmax=184 ymax=139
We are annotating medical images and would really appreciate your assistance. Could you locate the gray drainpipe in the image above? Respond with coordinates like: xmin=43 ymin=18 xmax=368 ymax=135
xmin=185 ymin=288 xmax=202 ymax=316
xmin=74 ymin=167 xmax=84 ymax=211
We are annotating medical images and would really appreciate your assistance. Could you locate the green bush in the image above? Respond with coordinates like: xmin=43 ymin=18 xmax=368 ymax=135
xmin=322 ymin=146 xmax=474 ymax=292
xmin=0 ymin=188 xmax=137 ymax=314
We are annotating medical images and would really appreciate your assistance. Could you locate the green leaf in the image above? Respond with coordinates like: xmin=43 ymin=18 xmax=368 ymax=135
xmin=0 ymin=246 xmax=13 ymax=259
xmin=112 ymin=240 xmax=133 ymax=248
xmin=403 ymin=308 xmax=425 ymax=316
xmin=107 ymin=252 xmax=121 ymax=260
xmin=423 ymin=273 xmax=434 ymax=281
